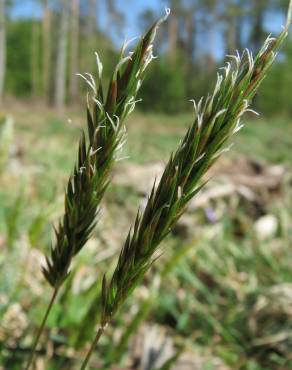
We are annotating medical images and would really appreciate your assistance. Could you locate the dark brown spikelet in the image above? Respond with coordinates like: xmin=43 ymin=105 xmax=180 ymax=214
xmin=43 ymin=10 xmax=170 ymax=288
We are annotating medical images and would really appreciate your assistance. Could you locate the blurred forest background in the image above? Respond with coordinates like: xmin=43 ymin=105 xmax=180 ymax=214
xmin=0 ymin=0 xmax=292 ymax=114
xmin=0 ymin=1 xmax=292 ymax=370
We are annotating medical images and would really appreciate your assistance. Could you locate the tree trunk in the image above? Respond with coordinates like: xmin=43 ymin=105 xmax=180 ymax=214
xmin=168 ymin=0 xmax=178 ymax=59
xmin=54 ymin=0 xmax=69 ymax=109
xmin=42 ymin=0 xmax=51 ymax=102
xmin=184 ymin=6 xmax=196 ymax=97
xmin=88 ymin=0 xmax=97 ymax=47
xmin=250 ymin=1 xmax=265 ymax=52
xmin=223 ymin=0 xmax=245 ymax=55
xmin=88 ymin=0 xmax=97 ymax=33
xmin=69 ymin=0 xmax=79 ymax=104
xmin=206 ymin=2 xmax=217 ymax=74
xmin=225 ymin=15 xmax=237 ymax=55
xmin=185 ymin=10 xmax=195 ymax=61
xmin=105 ymin=0 xmax=124 ymax=34
xmin=84 ymin=0 xmax=97 ymax=71
xmin=235 ymin=16 xmax=244 ymax=52
xmin=0 ymin=0 xmax=6 ymax=105
xmin=31 ymin=20 xmax=41 ymax=97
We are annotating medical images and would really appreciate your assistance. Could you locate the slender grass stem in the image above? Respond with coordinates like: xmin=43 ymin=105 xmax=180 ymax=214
xmin=24 ymin=287 xmax=59 ymax=370
xmin=79 ymin=324 xmax=106 ymax=370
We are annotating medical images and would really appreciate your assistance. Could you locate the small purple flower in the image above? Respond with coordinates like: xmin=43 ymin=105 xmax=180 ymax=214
xmin=205 ymin=207 xmax=217 ymax=223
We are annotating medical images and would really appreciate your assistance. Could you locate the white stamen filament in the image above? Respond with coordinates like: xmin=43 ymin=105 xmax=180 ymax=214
xmin=76 ymin=73 xmax=96 ymax=94
xmin=92 ymin=97 xmax=104 ymax=113
xmin=121 ymin=36 xmax=139 ymax=56
xmin=90 ymin=147 xmax=102 ymax=156
xmin=84 ymin=73 xmax=97 ymax=94
xmin=114 ymin=55 xmax=132 ymax=78
xmin=95 ymin=52 xmax=103 ymax=79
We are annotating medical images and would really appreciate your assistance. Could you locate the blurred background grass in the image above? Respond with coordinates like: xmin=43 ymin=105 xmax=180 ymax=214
xmin=0 ymin=1 xmax=292 ymax=369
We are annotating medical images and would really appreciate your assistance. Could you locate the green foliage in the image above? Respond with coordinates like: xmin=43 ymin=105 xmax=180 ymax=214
xmin=3 ymin=2 xmax=292 ymax=117
xmin=140 ymin=58 xmax=187 ymax=113
xmin=1 ymin=112 xmax=292 ymax=370
xmin=4 ymin=190 xmax=25 ymax=249
xmin=0 ymin=115 xmax=13 ymax=173
xmin=155 ymin=214 xmax=292 ymax=369
xmin=77 ymin=29 xmax=119 ymax=99
xmin=258 ymin=37 xmax=292 ymax=116
xmin=234 ymin=116 xmax=292 ymax=164
xmin=6 ymin=20 xmax=38 ymax=96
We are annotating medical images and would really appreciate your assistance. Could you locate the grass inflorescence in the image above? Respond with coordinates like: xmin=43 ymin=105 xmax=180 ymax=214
xmin=77 ymin=9 xmax=292 ymax=370
xmin=25 ymin=11 xmax=169 ymax=370
xmin=43 ymin=10 xmax=170 ymax=289
xmin=100 ymin=30 xmax=289 ymax=327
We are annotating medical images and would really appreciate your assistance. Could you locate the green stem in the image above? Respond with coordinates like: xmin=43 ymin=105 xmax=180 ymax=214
xmin=24 ymin=287 xmax=59 ymax=370
xmin=79 ymin=325 xmax=106 ymax=370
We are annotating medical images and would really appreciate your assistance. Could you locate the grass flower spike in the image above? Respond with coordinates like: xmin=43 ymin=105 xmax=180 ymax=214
xmin=101 ymin=28 xmax=289 ymax=327
xmin=43 ymin=8 xmax=170 ymax=289
xmin=25 ymin=11 xmax=169 ymax=370
xmin=79 ymin=4 xmax=292 ymax=368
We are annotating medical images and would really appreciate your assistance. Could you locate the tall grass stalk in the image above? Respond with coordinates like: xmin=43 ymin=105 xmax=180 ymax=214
xmin=24 ymin=12 xmax=169 ymax=370
xmin=80 ymin=4 xmax=292 ymax=369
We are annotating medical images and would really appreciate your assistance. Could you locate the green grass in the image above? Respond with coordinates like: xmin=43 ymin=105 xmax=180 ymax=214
xmin=10 ymin=109 xmax=292 ymax=173
xmin=234 ymin=116 xmax=292 ymax=164
xmin=126 ymin=113 xmax=292 ymax=165
xmin=0 ymin=108 xmax=291 ymax=369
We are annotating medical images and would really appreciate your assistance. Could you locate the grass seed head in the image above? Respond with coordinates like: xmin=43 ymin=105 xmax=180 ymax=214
xmin=100 ymin=21 xmax=291 ymax=324
xmin=43 ymin=11 xmax=169 ymax=288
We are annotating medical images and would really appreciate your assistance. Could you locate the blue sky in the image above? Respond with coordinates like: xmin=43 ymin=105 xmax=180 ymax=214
xmin=10 ymin=0 xmax=170 ymax=51
xmin=10 ymin=0 xmax=286 ymax=60
xmin=11 ymin=0 xmax=165 ymax=27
